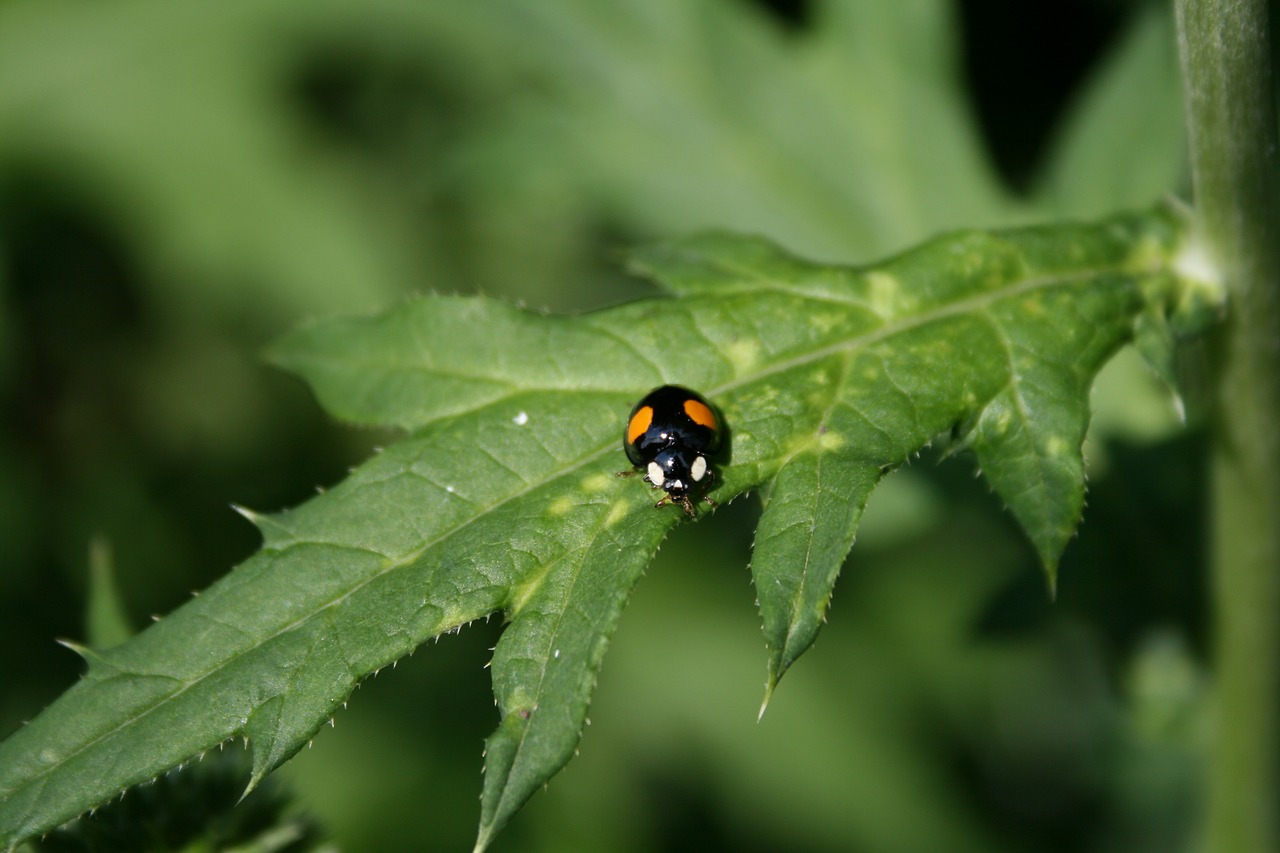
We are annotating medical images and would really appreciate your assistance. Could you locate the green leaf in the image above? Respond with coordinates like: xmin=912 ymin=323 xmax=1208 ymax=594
xmin=0 ymin=0 xmax=1011 ymax=327
xmin=0 ymin=0 xmax=479 ymax=322
xmin=475 ymin=0 xmax=1014 ymax=260
xmin=1035 ymin=4 xmax=1185 ymax=217
xmin=0 ymin=205 xmax=1216 ymax=851
xmin=84 ymin=537 xmax=135 ymax=652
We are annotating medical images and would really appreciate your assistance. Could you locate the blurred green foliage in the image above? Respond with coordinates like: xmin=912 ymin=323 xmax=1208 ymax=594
xmin=29 ymin=749 xmax=325 ymax=853
xmin=0 ymin=0 xmax=1205 ymax=850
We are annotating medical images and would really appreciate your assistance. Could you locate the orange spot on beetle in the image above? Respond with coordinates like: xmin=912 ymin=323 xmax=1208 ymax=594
xmin=682 ymin=398 xmax=717 ymax=431
xmin=627 ymin=405 xmax=654 ymax=445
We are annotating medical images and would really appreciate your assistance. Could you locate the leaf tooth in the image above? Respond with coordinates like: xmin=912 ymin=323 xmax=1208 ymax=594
xmin=55 ymin=639 xmax=115 ymax=677
xmin=757 ymin=681 xmax=775 ymax=722
xmin=230 ymin=503 xmax=263 ymax=525
xmin=54 ymin=638 xmax=92 ymax=660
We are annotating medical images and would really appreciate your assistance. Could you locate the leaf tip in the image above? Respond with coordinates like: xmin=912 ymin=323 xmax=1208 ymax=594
xmin=239 ymin=752 xmax=271 ymax=805
xmin=757 ymin=682 xmax=775 ymax=722
xmin=55 ymin=637 xmax=92 ymax=659
xmin=1043 ymin=563 xmax=1060 ymax=602
xmin=759 ymin=654 xmax=790 ymax=720
xmin=238 ymin=779 xmax=260 ymax=806
xmin=230 ymin=503 xmax=264 ymax=526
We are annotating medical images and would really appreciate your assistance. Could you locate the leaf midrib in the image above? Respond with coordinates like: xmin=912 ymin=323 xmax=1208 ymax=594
xmin=482 ymin=495 xmax=627 ymax=823
xmin=779 ymin=350 xmax=857 ymax=663
xmin=704 ymin=263 xmax=1146 ymax=400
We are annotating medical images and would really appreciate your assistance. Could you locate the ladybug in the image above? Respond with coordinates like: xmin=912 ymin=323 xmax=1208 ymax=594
xmin=623 ymin=385 xmax=722 ymax=516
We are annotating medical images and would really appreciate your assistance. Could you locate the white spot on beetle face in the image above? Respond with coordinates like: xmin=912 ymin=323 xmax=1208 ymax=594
xmin=690 ymin=455 xmax=707 ymax=481
xmin=647 ymin=461 xmax=665 ymax=487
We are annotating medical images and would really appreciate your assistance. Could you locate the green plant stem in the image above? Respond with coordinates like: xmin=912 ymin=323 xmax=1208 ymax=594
xmin=1174 ymin=1 xmax=1280 ymax=850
